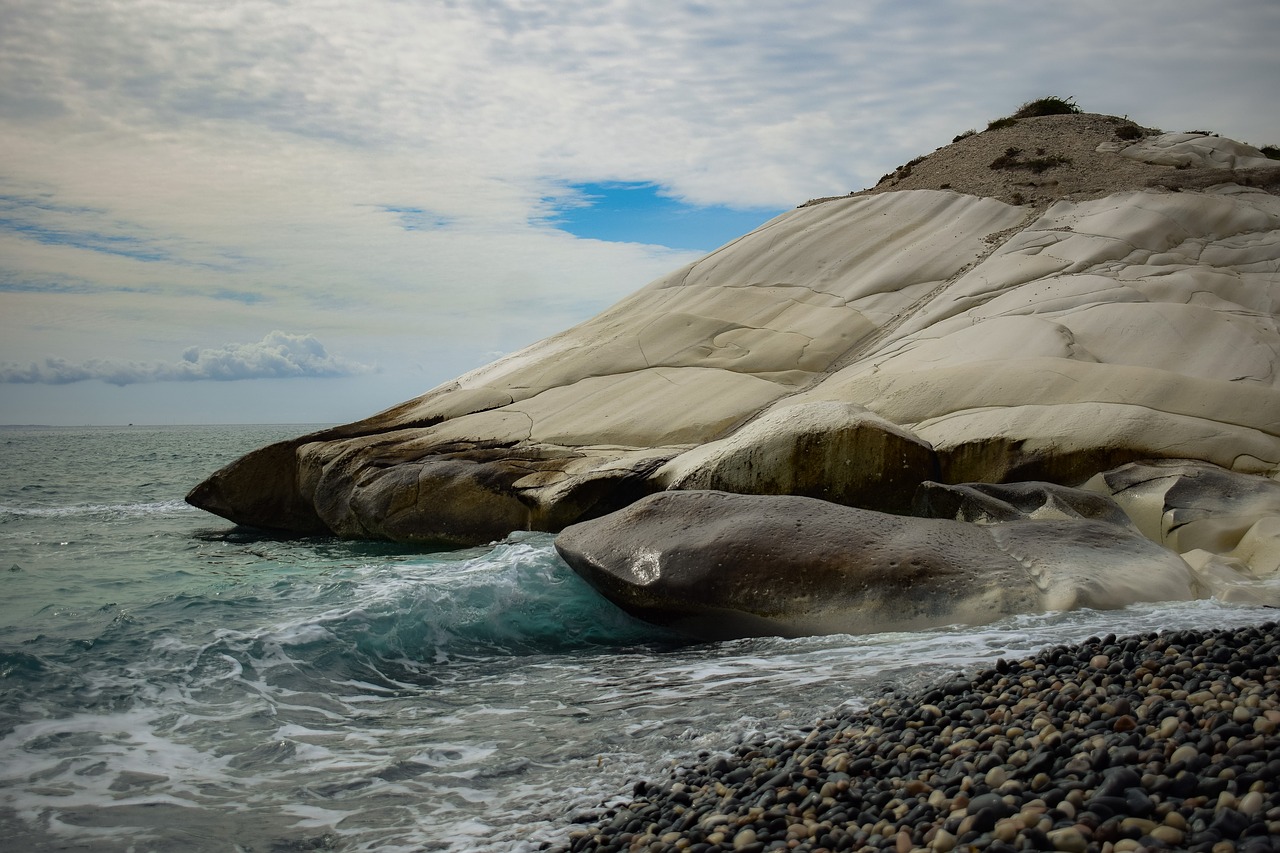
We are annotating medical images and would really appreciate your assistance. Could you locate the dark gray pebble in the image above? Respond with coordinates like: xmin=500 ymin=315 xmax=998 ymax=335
xmin=545 ymin=621 xmax=1280 ymax=853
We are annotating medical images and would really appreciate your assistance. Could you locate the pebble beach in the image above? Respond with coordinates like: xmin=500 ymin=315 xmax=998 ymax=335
xmin=549 ymin=622 xmax=1280 ymax=853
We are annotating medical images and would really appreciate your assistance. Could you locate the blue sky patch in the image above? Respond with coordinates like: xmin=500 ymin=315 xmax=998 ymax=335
xmin=0 ymin=190 xmax=248 ymax=271
xmin=549 ymin=182 xmax=785 ymax=252
xmin=0 ymin=194 xmax=178 ymax=261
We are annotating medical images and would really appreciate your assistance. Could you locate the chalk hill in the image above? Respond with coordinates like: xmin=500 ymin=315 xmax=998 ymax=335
xmin=190 ymin=107 xmax=1280 ymax=636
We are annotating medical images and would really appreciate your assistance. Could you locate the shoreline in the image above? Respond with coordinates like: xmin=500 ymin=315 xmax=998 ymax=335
xmin=547 ymin=621 xmax=1280 ymax=853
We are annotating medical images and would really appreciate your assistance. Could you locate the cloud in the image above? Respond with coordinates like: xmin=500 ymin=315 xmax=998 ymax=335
xmin=0 ymin=331 xmax=372 ymax=386
xmin=10 ymin=0 xmax=1274 ymax=212
xmin=0 ymin=0 xmax=1277 ymax=424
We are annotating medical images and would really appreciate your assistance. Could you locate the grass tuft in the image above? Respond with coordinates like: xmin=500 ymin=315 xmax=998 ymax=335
xmin=986 ymin=96 xmax=1081 ymax=132
xmin=1012 ymin=96 xmax=1081 ymax=118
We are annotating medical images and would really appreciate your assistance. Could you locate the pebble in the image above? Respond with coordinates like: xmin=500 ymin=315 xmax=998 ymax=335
xmin=1149 ymin=824 xmax=1184 ymax=845
xmin=1046 ymin=826 xmax=1087 ymax=852
xmin=984 ymin=766 xmax=1009 ymax=788
xmin=1239 ymin=790 xmax=1264 ymax=815
xmin=546 ymin=622 xmax=1280 ymax=853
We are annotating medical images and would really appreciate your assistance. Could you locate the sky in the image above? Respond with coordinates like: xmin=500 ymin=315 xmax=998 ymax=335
xmin=1 ymin=1 xmax=1277 ymax=426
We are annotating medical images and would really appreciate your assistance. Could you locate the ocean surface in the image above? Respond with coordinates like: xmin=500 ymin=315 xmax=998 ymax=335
xmin=1 ymin=424 xmax=1276 ymax=852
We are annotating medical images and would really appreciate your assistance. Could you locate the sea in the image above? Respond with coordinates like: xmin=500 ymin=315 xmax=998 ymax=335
xmin=2 ymin=424 xmax=1277 ymax=852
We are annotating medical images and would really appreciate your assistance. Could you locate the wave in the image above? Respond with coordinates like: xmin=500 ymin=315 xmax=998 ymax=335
xmin=0 ymin=499 xmax=196 ymax=520
xmin=281 ymin=535 xmax=687 ymax=661
xmin=108 ymin=534 xmax=689 ymax=691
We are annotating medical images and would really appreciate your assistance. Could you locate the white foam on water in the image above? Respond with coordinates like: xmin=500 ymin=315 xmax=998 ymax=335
xmin=0 ymin=707 xmax=248 ymax=847
xmin=0 ymin=499 xmax=195 ymax=519
xmin=280 ymin=803 xmax=351 ymax=827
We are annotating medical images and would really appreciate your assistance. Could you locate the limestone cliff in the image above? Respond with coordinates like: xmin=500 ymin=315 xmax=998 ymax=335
xmin=189 ymin=110 xmax=1280 ymax=560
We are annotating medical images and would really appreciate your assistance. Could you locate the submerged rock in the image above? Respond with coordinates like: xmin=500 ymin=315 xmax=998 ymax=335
xmin=554 ymin=490 xmax=1194 ymax=640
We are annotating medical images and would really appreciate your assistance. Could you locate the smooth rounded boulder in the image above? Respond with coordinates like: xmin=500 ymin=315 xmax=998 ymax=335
xmin=554 ymin=490 xmax=1195 ymax=640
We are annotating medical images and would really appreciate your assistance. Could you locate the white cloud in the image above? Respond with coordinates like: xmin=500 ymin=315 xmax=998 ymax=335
xmin=0 ymin=331 xmax=371 ymax=386
xmin=0 ymin=0 xmax=1277 ymax=423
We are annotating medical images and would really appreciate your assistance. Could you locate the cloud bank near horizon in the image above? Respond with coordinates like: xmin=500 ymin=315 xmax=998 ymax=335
xmin=0 ymin=332 xmax=372 ymax=386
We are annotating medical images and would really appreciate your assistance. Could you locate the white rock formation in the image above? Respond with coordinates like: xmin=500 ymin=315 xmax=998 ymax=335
xmin=1120 ymin=132 xmax=1278 ymax=170
xmin=784 ymin=186 xmax=1280 ymax=484
xmin=1084 ymin=460 xmax=1280 ymax=603
xmin=189 ymin=112 xmax=1280 ymax=616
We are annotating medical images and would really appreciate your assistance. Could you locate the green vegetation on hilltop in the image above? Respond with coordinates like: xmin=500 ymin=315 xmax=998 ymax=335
xmin=987 ymin=95 xmax=1082 ymax=131
xmin=1012 ymin=95 xmax=1081 ymax=118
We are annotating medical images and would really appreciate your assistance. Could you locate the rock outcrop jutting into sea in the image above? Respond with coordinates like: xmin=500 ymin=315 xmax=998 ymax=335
xmin=189 ymin=107 xmax=1280 ymax=637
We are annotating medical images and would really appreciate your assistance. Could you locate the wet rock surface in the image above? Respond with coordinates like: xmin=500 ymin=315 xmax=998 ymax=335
xmin=555 ymin=490 xmax=1196 ymax=640
xmin=548 ymin=621 xmax=1280 ymax=853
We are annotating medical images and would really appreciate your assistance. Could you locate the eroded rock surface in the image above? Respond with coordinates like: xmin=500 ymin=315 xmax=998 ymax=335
xmin=554 ymin=490 xmax=1196 ymax=640
xmin=189 ymin=113 xmax=1280 ymax=574
xmin=912 ymin=480 xmax=1138 ymax=529
xmin=1084 ymin=460 xmax=1280 ymax=603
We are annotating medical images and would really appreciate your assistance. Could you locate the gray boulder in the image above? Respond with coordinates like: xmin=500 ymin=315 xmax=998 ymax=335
xmin=555 ymin=490 xmax=1195 ymax=640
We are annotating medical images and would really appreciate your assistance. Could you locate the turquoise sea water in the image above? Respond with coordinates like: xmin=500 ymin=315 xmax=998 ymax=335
xmin=2 ymin=424 xmax=1277 ymax=852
